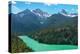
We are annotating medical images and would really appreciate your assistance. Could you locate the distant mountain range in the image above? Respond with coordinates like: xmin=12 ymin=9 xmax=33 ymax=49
xmin=9 ymin=8 xmax=78 ymax=33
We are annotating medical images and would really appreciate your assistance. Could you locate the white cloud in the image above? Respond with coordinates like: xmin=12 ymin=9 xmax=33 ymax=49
xmin=9 ymin=0 xmax=79 ymax=5
xmin=44 ymin=3 xmax=52 ymax=6
xmin=11 ymin=1 xmax=16 ymax=4
xmin=44 ymin=2 xmax=58 ymax=6
xmin=25 ymin=2 xmax=31 ymax=4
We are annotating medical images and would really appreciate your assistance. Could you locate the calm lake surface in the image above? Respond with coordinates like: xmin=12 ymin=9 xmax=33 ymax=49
xmin=18 ymin=36 xmax=78 ymax=51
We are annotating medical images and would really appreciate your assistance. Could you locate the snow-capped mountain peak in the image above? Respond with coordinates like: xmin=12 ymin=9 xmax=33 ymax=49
xmin=60 ymin=9 xmax=77 ymax=17
xmin=31 ymin=9 xmax=51 ymax=18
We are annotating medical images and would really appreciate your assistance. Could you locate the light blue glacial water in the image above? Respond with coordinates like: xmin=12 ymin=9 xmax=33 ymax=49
xmin=18 ymin=36 xmax=78 ymax=51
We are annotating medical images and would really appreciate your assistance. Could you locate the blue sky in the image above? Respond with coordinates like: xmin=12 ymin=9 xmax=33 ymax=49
xmin=11 ymin=1 xmax=78 ymax=14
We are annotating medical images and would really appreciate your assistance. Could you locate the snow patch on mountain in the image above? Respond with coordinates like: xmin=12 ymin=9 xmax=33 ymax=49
xmin=40 ymin=22 xmax=44 ymax=24
xmin=19 ymin=13 xmax=25 ymax=17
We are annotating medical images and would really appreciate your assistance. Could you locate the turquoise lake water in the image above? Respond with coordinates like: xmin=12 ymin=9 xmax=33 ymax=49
xmin=18 ymin=36 xmax=78 ymax=51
